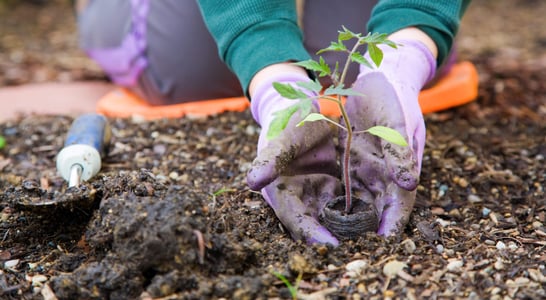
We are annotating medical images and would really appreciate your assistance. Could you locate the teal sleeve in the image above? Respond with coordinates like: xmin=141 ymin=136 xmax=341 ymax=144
xmin=196 ymin=0 xmax=311 ymax=95
xmin=367 ymin=0 xmax=472 ymax=67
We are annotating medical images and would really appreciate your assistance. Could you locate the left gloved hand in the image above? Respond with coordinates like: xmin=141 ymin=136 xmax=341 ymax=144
xmin=247 ymin=72 xmax=341 ymax=245
xmin=341 ymin=39 xmax=436 ymax=235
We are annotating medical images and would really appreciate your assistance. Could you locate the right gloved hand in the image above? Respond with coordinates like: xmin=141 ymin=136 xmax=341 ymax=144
xmin=341 ymin=38 xmax=436 ymax=236
xmin=246 ymin=73 xmax=341 ymax=245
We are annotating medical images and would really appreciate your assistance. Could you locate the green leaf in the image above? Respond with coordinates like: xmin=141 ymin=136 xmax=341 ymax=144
xmin=317 ymin=41 xmax=347 ymax=54
xmin=362 ymin=32 xmax=388 ymax=44
xmin=296 ymin=113 xmax=328 ymax=127
xmin=350 ymin=52 xmax=373 ymax=69
xmin=296 ymin=79 xmax=323 ymax=93
xmin=273 ymin=82 xmax=307 ymax=99
xmin=340 ymin=25 xmax=361 ymax=40
xmin=323 ymin=85 xmax=365 ymax=97
xmin=367 ymin=43 xmax=383 ymax=67
xmin=365 ymin=126 xmax=408 ymax=147
xmin=294 ymin=59 xmax=330 ymax=77
xmin=267 ymin=104 xmax=300 ymax=140
xmin=384 ymin=40 xmax=398 ymax=49
xmin=0 ymin=135 xmax=5 ymax=149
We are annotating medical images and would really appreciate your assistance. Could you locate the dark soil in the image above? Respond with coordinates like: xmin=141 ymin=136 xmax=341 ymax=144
xmin=1 ymin=0 xmax=545 ymax=299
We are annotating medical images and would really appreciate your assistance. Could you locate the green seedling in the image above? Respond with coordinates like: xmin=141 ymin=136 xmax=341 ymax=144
xmin=268 ymin=26 xmax=408 ymax=213
xmin=271 ymin=270 xmax=302 ymax=300
xmin=0 ymin=135 xmax=5 ymax=149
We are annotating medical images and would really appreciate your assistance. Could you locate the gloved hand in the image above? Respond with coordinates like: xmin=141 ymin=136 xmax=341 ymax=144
xmin=247 ymin=73 xmax=341 ymax=246
xmin=342 ymin=39 xmax=436 ymax=235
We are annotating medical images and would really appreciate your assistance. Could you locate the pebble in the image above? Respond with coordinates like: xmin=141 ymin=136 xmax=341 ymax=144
xmin=438 ymin=184 xmax=449 ymax=198
xmin=436 ymin=218 xmax=450 ymax=227
xmin=496 ymin=241 xmax=506 ymax=250
xmin=30 ymin=274 xmax=48 ymax=286
xmin=383 ymin=260 xmax=406 ymax=277
xmin=482 ymin=207 xmax=491 ymax=217
xmin=494 ymin=259 xmax=504 ymax=270
xmin=446 ymin=259 xmax=464 ymax=272
xmin=468 ymin=194 xmax=482 ymax=203
xmin=507 ymin=242 xmax=518 ymax=251
xmin=532 ymin=221 xmax=543 ymax=228
xmin=4 ymin=259 xmax=19 ymax=269
xmin=457 ymin=177 xmax=469 ymax=188
xmin=346 ymin=259 xmax=368 ymax=277
xmin=402 ymin=239 xmax=416 ymax=254
xmin=436 ymin=244 xmax=444 ymax=254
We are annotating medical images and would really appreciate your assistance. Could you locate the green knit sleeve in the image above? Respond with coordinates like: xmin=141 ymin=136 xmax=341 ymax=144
xmin=196 ymin=0 xmax=311 ymax=95
xmin=367 ymin=0 xmax=471 ymax=67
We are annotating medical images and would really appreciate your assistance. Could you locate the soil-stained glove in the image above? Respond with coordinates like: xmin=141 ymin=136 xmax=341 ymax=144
xmin=342 ymin=39 xmax=436 ymax=235
xmin=247 ymin=73 xmax=341 ymax=246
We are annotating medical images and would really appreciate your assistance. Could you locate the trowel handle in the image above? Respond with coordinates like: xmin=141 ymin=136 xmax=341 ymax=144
xmin=56 ymin=114 xmax=111 ymax=184
xmin=64 ymin=113 xmax=111 ymax=154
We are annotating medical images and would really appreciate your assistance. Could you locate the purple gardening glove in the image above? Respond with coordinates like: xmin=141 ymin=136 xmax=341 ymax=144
xmin=247 ymin=73 xmax=341 ymax=246
xmin=342 ymin=39 xmax=436 ymax=235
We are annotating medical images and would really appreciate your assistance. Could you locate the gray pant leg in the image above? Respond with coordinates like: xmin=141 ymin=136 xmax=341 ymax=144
xmin=302 ymin=0 xmax=378 ymax=86
xmin=140 ymin=0 xmax=242 ymax=104
xmin=78 ymin=0 xmax=242 ymax=105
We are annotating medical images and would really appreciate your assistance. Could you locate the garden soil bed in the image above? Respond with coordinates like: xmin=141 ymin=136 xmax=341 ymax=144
xmin=1 ymin=1 xmax=545 ymax=299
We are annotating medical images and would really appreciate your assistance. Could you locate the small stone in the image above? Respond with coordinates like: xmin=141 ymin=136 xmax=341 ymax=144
xmin=448 ymin=208 xmax=461 ymax=218
xmin=383 ymin=260 xmax=406 ymax=277
xmin=316 ymin=246 xmax=328 ymax=256
xmin=496 ymin=241 xmax=506 ymax=250
xmin=346 ymin=259 xmax=368 ymax=277
xmin=491 ymin=287 xmax=501 ymax=295
xmin=494 ymin=259 xmax=504 ymax=270
xmin=436 ymin=244 xmax=444 ymax=254
xmin=4 ymin=259 xmax=19 ymax=269
xmin=482 ymin=207 xmax=491 ymax=217
xmin=31 ymin=274 xmax=48 ymax=286
xmin=532 ymin=221 xmax=543 ymax=228
xmin=446 ymin=259 xmax=463 ymax=272
xmin=457 ymin=178 xmax=469 ymax=188
xmin=436 ymin=218 xmax=450 ymax=227
xmin=431 ymin=207 xmax=445 ymax=215
xmin=168 ymin=171 xmax=179 ymax=180
xmin=402 ymin=239 xmax=416 ymax=254
xmin=507 ymin=242 xmax=518 ymax=251
xmin=468 ymin=194 xmax=482 ymax=203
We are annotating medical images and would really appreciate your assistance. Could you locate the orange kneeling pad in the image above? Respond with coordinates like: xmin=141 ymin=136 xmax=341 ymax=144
xmin=96 ymin=61 xmax=478 ymax=119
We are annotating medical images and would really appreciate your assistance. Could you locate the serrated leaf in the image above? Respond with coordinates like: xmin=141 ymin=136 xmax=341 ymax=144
xmin=317 ymin=41 xmax=347 ymax=54
xmin=273 ymin=82 xmax=307 ymax=99
xmin=367 ymin=43 xmax=383 ymax=67
xmin=362 ymin=32 xmax=388 ymax=44
xmin=365 ymin=126 xmax=408 ymax=146
xmin=267 ymin=104 xmax=300 ymax=140
xmin=340 ymin=25 xmax=361 ymax=39
xmin=296 ymin=113 xmax=328 ymax=127
xmin=296 ymin=79 xmax=323 ymax=93
xmin=384 ymin=40 xmax=398 ymax=49
xmin=350 ymin=52 xmax=373 ymax=69
xmin=323 ymin=86 xmax=365 ymax=97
